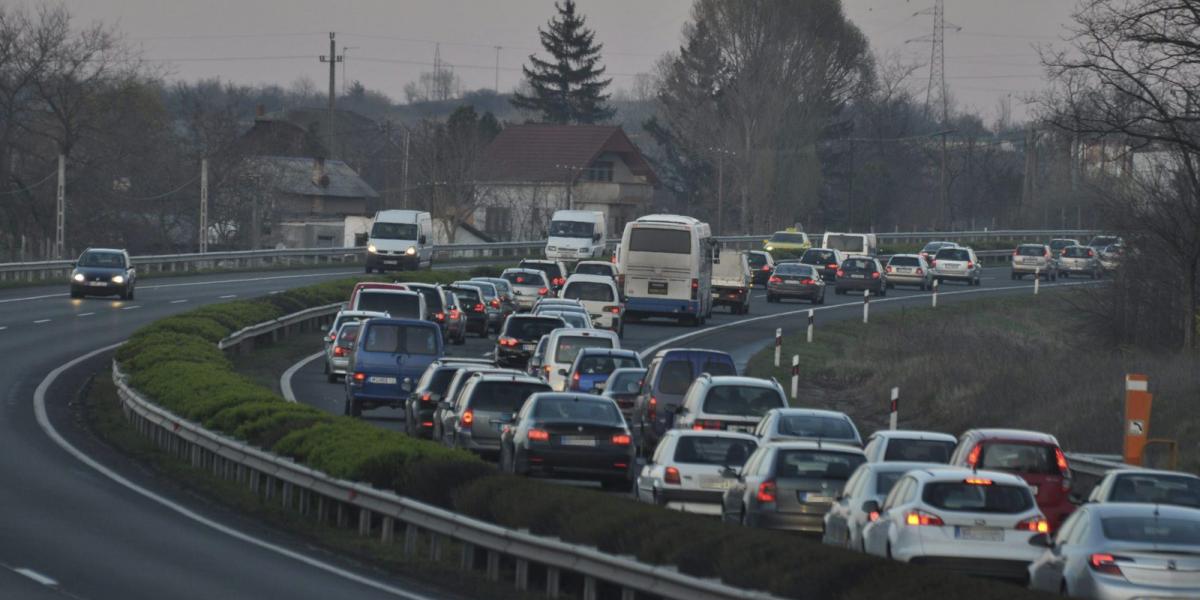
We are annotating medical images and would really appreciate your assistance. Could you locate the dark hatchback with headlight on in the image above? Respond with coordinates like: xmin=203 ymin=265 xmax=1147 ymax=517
xmin=70 ymin=248 xmax=137 ymax=299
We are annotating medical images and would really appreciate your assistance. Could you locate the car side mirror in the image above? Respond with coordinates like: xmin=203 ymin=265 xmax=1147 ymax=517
xmin=720 ymin=466 xmax=738 ymax=479
xmin=1068 ymin=492 xmax=1085 ymax=506
xmin=861 ymin=500 xmax=880 ymax=514
xmin=1028 ymin=533 xmax=1053 ymax=548
xmin=557 ymin=368 xmax=567 ymax=376
xmin=437 ymin=400 xmax=452 ymax=410
xmin=593 ymin=233 xmax=602 ymax=242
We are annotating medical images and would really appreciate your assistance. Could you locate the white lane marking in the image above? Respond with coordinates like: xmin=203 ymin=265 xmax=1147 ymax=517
xmin=34 ymin=344 xmax=438 ymax=600
xmin=77 ymin=312 xmax=94 ymax=317
xmin=170 ymin=299 xmax=189 ymax=304
xmin=281 ymin=351 xmax=325 ymax=403
xmin=14 ymin=568 xmax=57 ymax=586
xmin=120 ymin=305 xmax=141 ymax=311
xmin=0 ymin=326 xmax=7 ymax=330
xmin=218 ymin=294 xmax=237 ymax=299
xmin=268 ymin=290 xmax=283 ymax=295
xmin=640 ymin=279 xmax=1105 ymax=358
xmin=0 ymin=293 xmax=66 ymax=305
xmin=33 ymin=319 xmax=51 ymax=324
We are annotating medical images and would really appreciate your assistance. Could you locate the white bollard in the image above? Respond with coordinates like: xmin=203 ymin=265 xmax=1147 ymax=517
xmin=932 ymin=278 xmax=939 ymax=307
xmin=774 ymin=328 xmax=782 ymax=367
xmin=889 ymin=387 xmax=899 ymax=430
xmin=790 ymin=355 xmax=799 ymax=401
xmin=806 ymin=310 xmax=814 ymax=343
xmin=863 ymin=288 xmax=870 ymax=324
xmin=1034 ymin=268 xmax=1040 ymax=295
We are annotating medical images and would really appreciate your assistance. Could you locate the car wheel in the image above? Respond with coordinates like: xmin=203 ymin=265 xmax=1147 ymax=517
xmin=126 ymin=285 xmax=135 ymax=300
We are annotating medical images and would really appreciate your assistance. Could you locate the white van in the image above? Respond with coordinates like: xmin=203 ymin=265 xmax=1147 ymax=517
xmin=560 ymin=273 xmax=624 ymax=335
xmin=821 ymin=232 xmax=878 ymax=257
xmin=541 ymin=328 xmax=621 ymax=391
xmin=545 ymin=210 xmax=607 ymax=261
xmin=710 ymin=249 xmax=752 ymax=314
xmin=618 ymin=214 xmax=716 ymax=326
xmin=351 ymin=289 xmax=427 ymax=321
xmin=366 ymin=210 xmax=433 ymax=272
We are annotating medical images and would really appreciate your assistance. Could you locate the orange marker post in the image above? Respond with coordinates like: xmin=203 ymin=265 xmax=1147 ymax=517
xmin=1123 ymin=374 xmax=1153 ymax=466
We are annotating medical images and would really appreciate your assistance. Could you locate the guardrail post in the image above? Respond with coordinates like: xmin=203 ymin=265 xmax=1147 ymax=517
xmin=889 ymin=387 xmax=899 ymax=430
xmin=791 ymin=355 xmax=799 ymax=401
xmin=773 ymin=328 xmax=782 ymax=367
xmin=862 ymin=288 xmax=870 ymax=324
xmin=514 ymin=559 xmax=529 ymax=591
xmin=249 ymin=469 xmax=260 ymax=493
xmin=486 ymin=550 xmax=500 ymax=582
xmin=264 ymin=475 xmax=275 ymax=501
xmin=336 ymin=502 xmax=347 ymax=528
xmin=381 ymin=516 xmax=395 ymax=544
xmin=461 ymin=542 xmax=476 ymax=571
xmin=298 ymin=488 xmax=309 ymax=515
xmin=807 ymin=309 xmax=814 ymax=343
xmin=932 ymin=278 xmax=939 ymax=307
xmin=1034 ymin=268 xmax=1041 ymax=295
xmin=403 ymin=523 xmax=418 ymax=554
xmin=545 ymin=566 xmax=560 ymax=599
xmin=281 ymin=481 xmax=293 ymax=509
xmin=429 ymin=533 xmax=442 ymax=561
xmin=620 ymin=589 xmax=635 ymax=600
xmin=582 ymin=576 xmax=597 ymax=600
xmin=358 ymin=508 xmax=371 ymax=536
xmin=315 ymin=495 xmax=326 ymax=524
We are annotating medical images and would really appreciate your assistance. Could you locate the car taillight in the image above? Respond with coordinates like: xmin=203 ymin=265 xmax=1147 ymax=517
xmin=516 ymin=276 xmax=526 ymax=284
xmin=1089 ymin=553 xmax=1128 ymax=576
xmin=826 ymin=263 xmax=837 ymax=270
xmin=885 ymin=266 xmax=893 ymax=273
xmin=836 ymin=269 xmax=844 ymax=277
xmin=967 ymin=261 xmax=974 ymax=269
xmin=553 ymin=277 xmax=565 ymax=287
xmin=966 ymin=444 xmax=981 ymax=467
xmin=690 ymin=278 xmax=698 ymax=300
xmin=1012 ymin=249 xmax=1019 ymax=256
xmin=1055 ymin=448 xmax=1071 ymax=480
xmin=333 ymin=345 xmax=347 ymax=357
xmin=871 ymin=272 xmax=880 ymax=279
xmin=964 ymin=477 xmax=993 ymax=486
xmin=691 ymin=420 xmax=722 ymax=430
xmin=570 ymin=372 xmax=581 ymax=390
xmin=474 ymin=303 xmax=485 ymax=312
xmin=434 ymin=312 xmax=446 ymax=322
xmin=1061 ymin=249 xmax=1068 ymax=255
xmin=449 ymin=309 xmax=460 ymax=319
xmin=761 ymin=265 xmax=771 ymax=271
xmin=538 ymin=287 xmax=548 ymax=296
xmin=929 ymin=259 xmax=937 ymax=267
xmin=498 ymin=336 xmax=519 ymax=347
xmin=664 ymin=466 xmax=681 ymax=485
xmin=756 ymin=481 xmax=777 ymax=503
xmin=769 ymin=276 xmax=782 ymax=284
xmin=490 ymin=298 xmax=500 ymax=308
xmin=528 ymin=428 xmax=550 ymax=442
xmin=916 ymin=268 xmax=924 ymax=275
xmin=1016 ymin=517 xmax=1050 ymax=534
xmin=352 ymin=372 xmax=365 ymax=383
xmin=1087 ymin=249 xmax=1094 ymax=257
xmin=611 ymin=433 xmax=631 ymax=446
xmin=905 ymin=510 xmax=944 ymax=526
xmin=420 ymin=392 xmax=432 ymax=403
xmin=603 ymin=305 xmax=620 ymax=314
xmin=327 ymin=332 xmax=337 ymax=342
xmin=801 ymin=278 xmax=814 ymax=285
xmin=648 ymin=396 xmax=657 ymax=421
xmin=868 ymin=510 xmax=880 ymax=522
xmin=461 ymin=409 xmax=474 ymax=427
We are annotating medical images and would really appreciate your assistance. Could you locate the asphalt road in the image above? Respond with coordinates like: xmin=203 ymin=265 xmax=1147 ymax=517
xmin=3 ymin=265 xmax=476 ymax=600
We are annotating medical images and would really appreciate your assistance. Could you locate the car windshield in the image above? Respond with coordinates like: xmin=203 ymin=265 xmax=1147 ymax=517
xmin=371 ymin=222 xmax=418 ymax=240
xmin=701 ymin=385 xmax=785 ymax=417
xmin=673 ymin=436 xmax=757 ymax=466
xmin=362 ymin=324 xmax=438 ymax=355
xmin=747 ymin=253 xmax=768 ymax=268
xmin=841 ymin=258 xmax=875 ymax=272
xmin=1102 ymin=516 xmax=1200 ymax=544
xmin=504 ymin=317 xmax=563 ymax=340
xmin=574 ymin=263 xmax=613 ymax=276
xmin=576 ymin=355 xmax=640 ymax=376
xmin=549 ymin=220 xmax=594 ymax=238
xmin=922 ymin=482 xmax=1033 ymax=513
xmin=79 ymin=251 xmax=125 ymax=268
xmin=775 ymin=450 xmax=865 ymax=480
xmin=629 ymin=228 xmax=691 ymax=254
xmin=935 ymin=248 xmax=970 ymax=261
xmin=801 ymin=249 xmax=835 ymax=264
xmin=543 ymin=311 xmax=589 ymax=328
xmin=606 ymin=371 xmax=644 ymax=395
xmin=825 ymin=235 xmax=865 ymax=253
xmin=769 ymin=232 xmax=807 ymax=244
xmin=470 ymin=381 xmax=550 ymax=412
xmin=776 ymin=415 xmax=856 ymax=440
xmin=504 ymin=272 xmax=546 ymax=287
xmin=883 ymin=439 xmax=955 ymax=463
xmin=889 ymin=256 xmax=920 ymax=267
xmin=522 ymin=262 xmax=563 ymax=279
xmin=1063 ymin=247 xmax=1093 ymax=258
xmin=1017 ymin=245 xmax=1045 ymax=257
xmin=356 ymin=292 xmax=422 ymax=318
xmin=554 ymin=336 xmax=613 ymax=364
xmin=457 ymin=282 xmax=496 ymax=299
xmin=562 ymin=281 xmax=615 ymax=302
xmin=1109 ymin=474 xmax=1200 ymax=508
xmin=533 ymin=397 xmax=622 ymax=423
xmin=978 ymin=442 xmax=1062 ymax=475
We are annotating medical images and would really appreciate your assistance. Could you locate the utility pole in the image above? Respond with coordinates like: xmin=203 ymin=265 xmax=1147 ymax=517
xmin=54 ymin=153 xmax=64 ymax=259
xmin=716 ymin=151 xmax=724 ymax=236
xmin=909 ymin=0 xmax=959 ymax=227
xmin=401 ymin=128 xmax=410 ymax=209
xmin=494 ymin=46 xmax=502 ymax=93
xmin=319 ymin=32 xmax=343 ymax=159
xmin=199 ymin=158 xmax=208 ymax=253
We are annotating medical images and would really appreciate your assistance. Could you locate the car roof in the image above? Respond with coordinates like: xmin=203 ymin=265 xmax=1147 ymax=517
xmin=1103 ymin=467 xmax=1200 ymax=480
xmin=471 ymin=372 xmax=543 ymax=384
xmin=336 ymin=310 xmax=389 ymax=318
xmin=868 ymin=429 xmax=957 ymax=442
xmin=575 ymin=260 xmax=613 ymax=267
xmin=502 ymin=268 xmax=545 ymax=276
xmin=529 ymin=391 xmax=612 ymax=402
xmin=402 ymin=282 xmax=441 ymax=290
xmin=564 ymin=274 xmax=616 ymax=285
xmin=961 ymin=428 xmax=1060 ymax=446
xmin=887 ymin=254 xmax=922 ymax=259
xmin=861 ymin=461 xmax=946 ymax=473
xmin=548 ymin=328 xmax=618 ymax=340
xmin=83 ymin=247 xmax=126 ymax=254
xmin=762 ymin=441 xmax=865 ymax=454
xmin=360 ymin=288 xmax=421 ymax=296
xmin=705 ymin=375 xmax=780 ymax=388
xmin=663 ymin=429 xmax=759 ymax=441
xmin=608 ymin=367 xmax=647 ymax=375
xmin=914 ymin=467 xmax=1029 ymax=487
xmin=803 ymin=247 xmax=836 ymax=252
xmin=362 ymin=317 xmax=437 ymax=328
xmin=577 ymin=347 xmax=638 ymax=357
xmin=1085 ymin=502 xmax=1200 ymax=520
xmin=651 ymin=348 xmax=732 ymax=359
xmin=770 ymin=407 xmax=851 ymax=419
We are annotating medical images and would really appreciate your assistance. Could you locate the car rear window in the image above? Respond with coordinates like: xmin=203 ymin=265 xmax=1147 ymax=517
xmin=1110 ymin=475 xmax=1200 ymax=507
xmin=935 ymin=248 xmax=970 ymax=261
xmin=562 ymin=282 xmax=615 ymax=302
xmin=657 ymin=360 xmax=694 ymax=395
xmin=543 ymin=311 xmax=589 ymax=328
xmin=362 ymin=324 xmax=439 ymax=355
xmin=468 ymin=381 xmax=550 ymax=412
xmin=409 ymin=286 xmax=445 ymax=312
xmin=450 ymin=287 xmax=481 ymax=305
xmin=336 ymin=323 xmax=360 ymax=346
xmin=1102 ymin=516 xmax=1200 ymax=544
xmin=841 ymin=258 xmax=875 ymax=272
xmin=922 ymin=482 xmax=1033 ymax=513
xmin=747 ymin=253 xmax=768 ymax=269
xmin=673 ymin=436 xmax=757 ymax=466
xmin=457 ymin=282 xmax=497 ymax=299
xmin=775 ymin=265 xmax=815 ymax=277
xmin=889 ymin=256 xmax=920 ymax=267
xmin=1063 ymin=247 xmax=1093 ymax=258
xmin=825 ymin=235 xmax=865 ymax=253
xmin=607 ymin=371 xmax=644 ymax=395
xmin=777 ymin=415 xmax=857 ymax=440
xmin=701 ymin=358 xmax=736 ymax=376
xmin=702 ymin=385 xmax=785 ymax=417
xmin=775 ymin=450 xmax=865 ymax=480
xmin=425 ymin=368 xmax=460 ymax=395
xmin=978 ymin=443 xmax=1062 ymax=475
xmin=1017 ymin=245 xmax=1045 ymax=257
xmin=503 ymin=272 xmax=546 ymax=287
xmin=884 ymin=439 xmax=955 ymax=463
xmin=576 ymin=355 xmax=640 ymax=376
xmin=533 ymin=397 xmax=622 ymax=423
xmin=357 ymin=292 xmax=422 ymax=319
xmin=522 ymin=262 xmax=563 ymax=279
xmin=876 ymin=472 xmax=903 ymax=496
xmin=504 ymin=317 xmax=563 ymax=340
xmin=801 ymin=249 xmax=836 ymax=264
xmin=769 ymin=232 xmax=808 ymax=244
xmin=575 ymin=263 xmax=614 ymax=277
xmin=554 ymin=336 xmax=613 ymax=364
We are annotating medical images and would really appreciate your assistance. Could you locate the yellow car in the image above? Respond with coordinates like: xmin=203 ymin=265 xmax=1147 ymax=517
xmin=763 ymin=230 xmax=811 ymax=254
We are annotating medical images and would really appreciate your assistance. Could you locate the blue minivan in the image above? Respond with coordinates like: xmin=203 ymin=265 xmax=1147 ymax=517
xmin=631 ymin=348 xmax=737 ymax=450
xmin=567 ymin=348 xmax=643 ymax=394
xmin=345 ymin=318 xmax=443 ymax=417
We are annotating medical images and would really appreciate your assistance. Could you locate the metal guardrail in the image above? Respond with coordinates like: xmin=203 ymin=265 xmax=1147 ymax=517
xmin=114 ymin=306 xmax=785 ymax=600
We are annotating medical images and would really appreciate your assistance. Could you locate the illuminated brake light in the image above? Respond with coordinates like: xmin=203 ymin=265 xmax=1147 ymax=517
xmin=826 ymin=263 xmax=837 ymax=270
xmin=1089 ymin=553 xmax=1127 ymax=576
xmin=836 ymin=269 xmax=844 ymax=277
xmin=916 ymin=268 xmax=924 ymax=275
xmin=769 ymin=276 xmax=782 ymax=284
xmin=868 ymin=510 xmax=880 ymax=522
xmin=756 ymin=481 xmax=777 ymax=503
xmin=490 ymin=298 xmax=500 ymax=308
xmin=474 ymin=303 xmax=485 ymax=312
xmin=498 ymin=336 xmax=519 ymax=347
xmin=648 ymin=396 xmax=657 ymax=421
xmin=611 ymin=433 xmax=631 ymax=446
xmin=1055 ymin=448 xmax=1069 ymax=473
xmin=871 ymin=272 xmax=880 ymax=279
xmin=461 ymin=409 xmax=474 ymax=427
xmin=528 ymin=429 xmax=550 ymax=442
xmin=904 ymin=510 xmax=944 ymax=526
xmin=967 ymin=261 xmax=974 ymax=269
xmin=886 ymin=266 xmax=893 ymax=273
xmin=801 ymin=278 xmax=814 ymax=285
xmin=964 ymin=477 xmax=993 ymax=486
xmin=420 ymin=392 xmax=432 ymax=403
xmin=538 ymin=287 xmax=549 ymax=296
xmin=690 ymin=278 xmax=699 ymax=300
xmin=1016 ymin=517 xmax=1050 ymax=534
xmin=664 ymin=466 xmax=681 ymax=485
xmin=352 ymin=372 xmax=365 ymax=382
xmin=434 ymin=312 xmax=445 ymax=322
xmin=966 ymin=445 xmax=981 ymax=467
xmin=333 ymin=345 xmax=347 ymax=357
xmin=761 ymin=265 xmax=771 ymax=271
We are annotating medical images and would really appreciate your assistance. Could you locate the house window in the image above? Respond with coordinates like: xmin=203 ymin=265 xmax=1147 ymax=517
xmin=586 ymin=161 xmax=614 ymax=182
xmin=485 ymin=206 xmax=512 ymax=235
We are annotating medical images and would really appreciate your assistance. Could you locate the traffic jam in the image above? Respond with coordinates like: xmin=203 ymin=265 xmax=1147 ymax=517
xmin=317 ymin=209 xmax=1195 ymax=598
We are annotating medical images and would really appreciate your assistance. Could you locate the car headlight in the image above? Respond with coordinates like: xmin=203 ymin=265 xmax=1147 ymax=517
xmin=72 ymin=273 xmax=84 ymax=282
xmin=112 ymin=275 xmax=125 ymax=284
xmin=765 ymin=245 xmax=774 ymax=251
xmin=405 ymin=246 xmax=416 ymax=256
xmin=367 ymin=244 xmax=377 ymax=253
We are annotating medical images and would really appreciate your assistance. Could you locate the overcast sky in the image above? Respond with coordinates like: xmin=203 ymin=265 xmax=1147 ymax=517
xmin=49 ymin=0 xmax=1077 ymax=122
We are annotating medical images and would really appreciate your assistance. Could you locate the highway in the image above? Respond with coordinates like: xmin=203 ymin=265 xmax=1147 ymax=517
xmin=3 ymin=265 xmax=465 ymax=600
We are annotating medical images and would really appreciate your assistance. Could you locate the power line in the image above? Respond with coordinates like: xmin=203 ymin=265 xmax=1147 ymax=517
xmin=122 ymin=175 xmax=201 ymax=202
xmin=0 ymin=171 xmax=56 ymax=195
xmin=133 ymin=31 xmax=324 ymax=41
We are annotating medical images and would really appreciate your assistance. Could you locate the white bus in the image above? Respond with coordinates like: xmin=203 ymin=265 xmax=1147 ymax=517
xmin=618 ymin=215 xmax=716 ymax=326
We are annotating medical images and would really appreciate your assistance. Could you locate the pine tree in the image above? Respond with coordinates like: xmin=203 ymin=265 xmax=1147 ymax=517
xmin=511 ymin=0 xmax=614 ymax=124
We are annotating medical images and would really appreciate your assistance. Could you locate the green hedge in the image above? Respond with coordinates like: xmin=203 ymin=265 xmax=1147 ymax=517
xmin=118 ymin=268 xmax=1050 ymax=600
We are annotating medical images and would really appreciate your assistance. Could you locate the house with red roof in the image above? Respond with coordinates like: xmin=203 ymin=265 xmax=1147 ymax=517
xmin=475 ymin=124 xmax=658 ymax=240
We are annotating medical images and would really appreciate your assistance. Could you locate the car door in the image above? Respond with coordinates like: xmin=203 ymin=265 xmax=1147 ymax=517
xmin=723 ymin=447 xmax=763 ymax=522
xmin=825 ymin=467 xmax=864 ymax=546
xmin=1029 ymin=509 xmax=1086 ymax=591
xmin=865 ymin=477 xmax=910 ymax=556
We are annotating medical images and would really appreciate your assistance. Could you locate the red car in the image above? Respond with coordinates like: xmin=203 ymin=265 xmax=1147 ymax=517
xmin=949 ymin=429 xmax=1077 ymax=531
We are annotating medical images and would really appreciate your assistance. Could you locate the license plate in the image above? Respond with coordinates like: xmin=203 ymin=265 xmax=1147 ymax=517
xmin=900 ymin=268 xmax=913 ymax=274
xmin=594 ymin=382 xmax=606 ymax=391
xmin=522 ymin=343 xmax=535 ymax=351
xmin=383 ymin=260 xmax=398 ymax=265
xmin=851 ymin=274 xmax=864 ymax=279
xmin=955 ymin=526 xmax=1004 ymax=542
xmin=799 ymin=493 xmax=833 ymax=503
xmin=368 ymin=376 xmax=397 ymax=384
xmin=785 ymin=280 xmax=800 ymax=284
xmin=727 ymin=425 xmax=754 ymax=433
xmin=87 ymin=281 xmax=108 ymax=287
xmin=648 ymin=281 xmax=668 ymax=295
xmin=1022 ymin=258 xmax=1037 ymax=264
xmin=559 ymin=436 xmax=595 ymax=447
xmin=701 ymin=477 xmax=735 ymax=490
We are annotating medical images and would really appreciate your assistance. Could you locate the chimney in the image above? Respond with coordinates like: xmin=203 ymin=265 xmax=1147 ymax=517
xmin=312 ymin=157 xmax=330 ymax=188
xmin=255 ymin=104 xmax=266 ymax=119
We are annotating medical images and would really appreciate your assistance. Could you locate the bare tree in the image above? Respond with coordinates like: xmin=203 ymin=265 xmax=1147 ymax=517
xmin=407 ymin=106 xmax=498 ymax=243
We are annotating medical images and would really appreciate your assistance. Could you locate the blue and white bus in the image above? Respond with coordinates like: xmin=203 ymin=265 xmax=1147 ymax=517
xmin=617 ymin=215 xmax=715 ymax=326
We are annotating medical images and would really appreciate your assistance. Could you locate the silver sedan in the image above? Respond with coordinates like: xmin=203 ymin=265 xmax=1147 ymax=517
xmin=885 ymin=254 xmax=933 ymax=290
